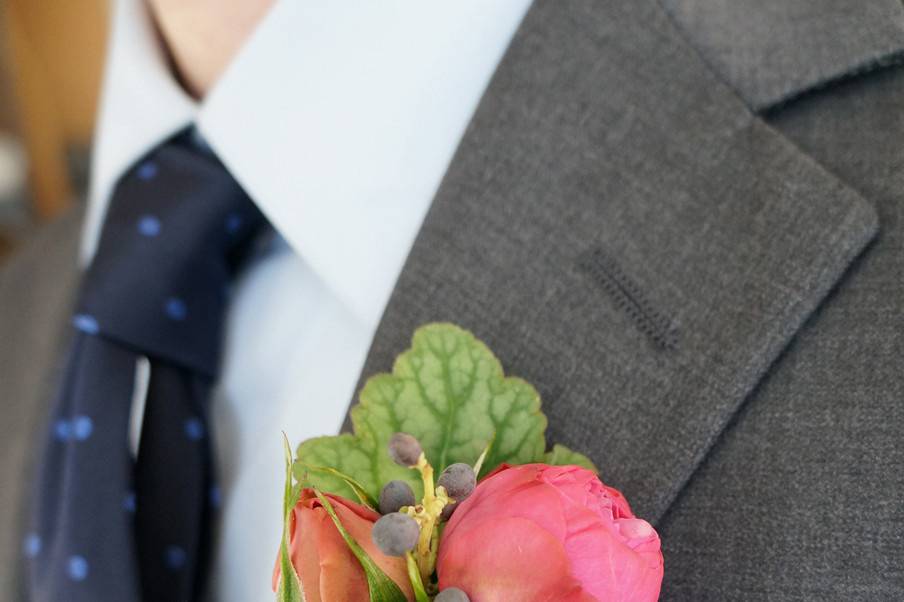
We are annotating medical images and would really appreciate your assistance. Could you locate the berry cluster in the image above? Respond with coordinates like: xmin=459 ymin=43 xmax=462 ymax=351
xmin=371 ymin=432 xmax=476 ymax=601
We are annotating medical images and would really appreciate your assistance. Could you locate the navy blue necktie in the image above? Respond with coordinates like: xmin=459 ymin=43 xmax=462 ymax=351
xmin=25 ymin=129 xmax=266 ymax=601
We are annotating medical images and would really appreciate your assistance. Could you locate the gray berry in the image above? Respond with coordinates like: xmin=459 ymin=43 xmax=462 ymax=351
xmin=435 ymin=588 xmax=470 ymax=602
xmin=437 ymin=463 xmax=476 ymax=500
xmin=440 ymin=501 xmax=458 ymax=522
xmin=371 ymin=512 xmax=420 ymax=557
xmin=379 ymin=480 xmax=416 ymax=515
xmin=388 ymin=432 xmax=423 ymax=467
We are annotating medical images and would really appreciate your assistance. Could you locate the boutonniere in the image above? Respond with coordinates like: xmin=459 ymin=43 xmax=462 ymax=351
xmin=274 ymin=324 xmax=663 ymax=601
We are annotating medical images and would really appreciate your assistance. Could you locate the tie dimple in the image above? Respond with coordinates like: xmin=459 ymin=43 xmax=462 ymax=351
xmin=75 ymin=140 xmax=265 ymax=375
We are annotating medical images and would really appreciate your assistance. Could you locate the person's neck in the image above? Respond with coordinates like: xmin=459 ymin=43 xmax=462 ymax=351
xmin=146 ymin=0 xmax=275 ymax=99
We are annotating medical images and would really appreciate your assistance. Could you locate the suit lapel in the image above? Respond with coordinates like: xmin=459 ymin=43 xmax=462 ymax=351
xmin=352 ymin=0 xmax=878 ymax=522
xmin=661 ymin=0 xmax=904 ymax=111
xmin=0 ymin=209 xmax=82 ymax=600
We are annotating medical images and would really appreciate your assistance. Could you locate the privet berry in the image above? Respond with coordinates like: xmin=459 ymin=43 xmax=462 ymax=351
xmin=388 ymin=432 xmax=423 ymax=467
xmin=437 ymin=463 xmax=476 ymax=501
xmin=379 ymin=480 xmax=416 ymax=515
xmin=371 ymin=512 xmax=420 ymax=557
xmin=440 ymin=501 xmax=457 ymax=522
xmin=435 ymin=587 xmax=471 ymax=602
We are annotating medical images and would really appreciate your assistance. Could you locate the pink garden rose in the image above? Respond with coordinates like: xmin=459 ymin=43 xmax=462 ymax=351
xmin=437 ymin=464 xmax=663 ymax=601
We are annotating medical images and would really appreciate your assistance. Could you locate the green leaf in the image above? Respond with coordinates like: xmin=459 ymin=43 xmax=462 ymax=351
xmin=544 ymin=443 xmax=598 ymax=473
xmin=276 ymin=435 xmax=305 ymax=602
xmin=295 ymin=463 xmax=378 ymax=510
xmin=312 ymin=489 xmax=408 ymax=602
xmin=297 ymin=323 xmax=549 ymax=500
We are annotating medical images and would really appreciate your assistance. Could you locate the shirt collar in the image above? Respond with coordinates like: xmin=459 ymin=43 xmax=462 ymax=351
xmin=89 ymin=0 xmax=531 ymax=327
xmin=85 ymin=0 xmax=197 ymax=267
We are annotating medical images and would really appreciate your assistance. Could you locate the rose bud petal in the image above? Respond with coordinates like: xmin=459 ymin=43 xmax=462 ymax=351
xmin=437 ymin=464 xmax=663 ymax=602
xmin=273 ymin=489 xmax=414 ymax=602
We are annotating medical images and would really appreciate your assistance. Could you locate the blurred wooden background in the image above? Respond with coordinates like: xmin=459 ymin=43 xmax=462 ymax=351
xmin=1 ymin=0 xmax=108 ymax=221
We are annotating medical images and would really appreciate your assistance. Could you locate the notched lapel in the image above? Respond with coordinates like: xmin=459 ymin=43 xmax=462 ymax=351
xmin=661 ymin=0 xmax=904 ymax=111
xmin=353 ymin=0 xmax=878 ymax=523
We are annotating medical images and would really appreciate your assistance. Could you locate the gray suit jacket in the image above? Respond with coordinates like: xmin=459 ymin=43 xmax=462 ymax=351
xmin=3 ymin=1 xmax=903 ymax=599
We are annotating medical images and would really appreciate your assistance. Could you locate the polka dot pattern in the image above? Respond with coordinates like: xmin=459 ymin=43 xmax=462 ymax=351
xmin=23 ymin=533 xmax=41 ymax=558
xmin=72 ymin=416 xmax=93 ymax=440
xmin=165 ymin=297 xmax=188 ymax=321
xmin=209 ymin=486 xmax=222 ymax=509
xmin=67 ymin=556 xmax=89 ymax=581
xmin=165 ymin=545 xmax=187 ymax=570
xmin=31 ymin=129 xmax=268 ymax=600
xmin=136 ymin=161 xmax=158 ymax=180
xmin=54 ymin=419 xmax=71 ymax=441
xmin=137 ymin=215 xmax=161 ymax=237
xmin=225 ymin=213 xmax=243 ymax=234
xmin=53 ymin=416 xmax=94 ymax=442
xmin=184 ymin=418 xmax=205 ymax=441
xmin=72 ymin=314 xmax=100 ymax=335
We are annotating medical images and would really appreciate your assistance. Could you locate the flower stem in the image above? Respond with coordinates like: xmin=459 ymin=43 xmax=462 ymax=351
xmin=413 ymin=454 xmax=444 ymax=582
xmin=428 ymin=525 xmax=440 ymax=573
xmin=405 ymin=552 xmax=431 ymax=602
xmin=417 ymin=454 xmax=435 ymax=500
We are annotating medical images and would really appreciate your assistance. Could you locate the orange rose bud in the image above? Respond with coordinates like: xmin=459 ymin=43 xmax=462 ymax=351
xmin=273 ymin=489 xmax=414 ymax=602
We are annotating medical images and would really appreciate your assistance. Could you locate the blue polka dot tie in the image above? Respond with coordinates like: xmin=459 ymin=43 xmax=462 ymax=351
xmin=25 ymin=129 xmax=267 ymax=601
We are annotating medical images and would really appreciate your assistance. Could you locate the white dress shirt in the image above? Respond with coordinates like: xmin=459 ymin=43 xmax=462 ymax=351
xmin=89 ymin=0 xmax=531 ymax=599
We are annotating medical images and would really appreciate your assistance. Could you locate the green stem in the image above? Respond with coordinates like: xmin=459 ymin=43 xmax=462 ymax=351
xmin=428 ymin=525 xmax=440 ymax=575
xmin=405 ymin=552 xmax=431 ymax=602
xmin=418 ymin=455 xmax=435 ymax=500
xmin=414 ymin=455 xmax=440 ymax=581
xmin=415 ymin=515 xmax=436 ymax=581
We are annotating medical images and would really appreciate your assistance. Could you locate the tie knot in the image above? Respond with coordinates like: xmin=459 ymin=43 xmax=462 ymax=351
xmin=75 ymin=131 xmax=267 ymax=375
